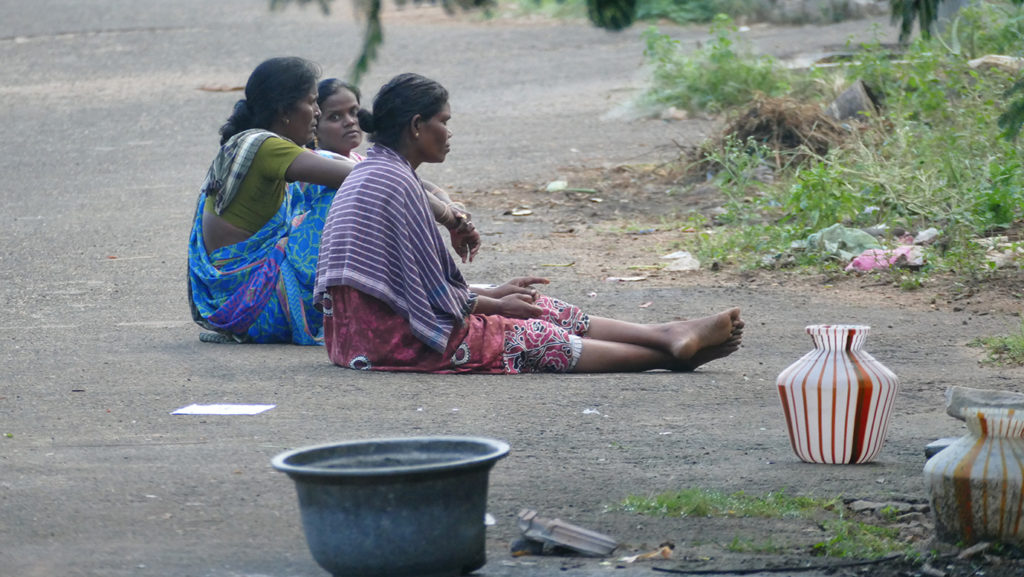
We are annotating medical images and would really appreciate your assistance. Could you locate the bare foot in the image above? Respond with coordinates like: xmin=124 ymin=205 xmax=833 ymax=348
xmin=666 ymin=308 xmax=741 ymax=361
xmin=674 ymin=333 xmax=742 ymax=371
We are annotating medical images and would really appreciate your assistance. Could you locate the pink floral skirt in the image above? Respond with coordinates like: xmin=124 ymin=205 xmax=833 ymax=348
xmin=322 ymin=285 xmax=589 ymax=374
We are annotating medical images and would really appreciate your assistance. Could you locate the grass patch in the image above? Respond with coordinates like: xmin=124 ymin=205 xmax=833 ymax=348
xmin=969 ymin=320 xmax=1024 ymax=365
xmin=620 ymin=488 xmax=916 ymax=559
xmin=813 ymin=518 xmax=904 ymax=558
xmin=621 ymin=487 xmax=835 ymax=519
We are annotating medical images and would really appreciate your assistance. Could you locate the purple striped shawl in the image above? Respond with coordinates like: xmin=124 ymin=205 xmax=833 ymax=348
xmin=314 ymin=145 xmax=471 ymax=352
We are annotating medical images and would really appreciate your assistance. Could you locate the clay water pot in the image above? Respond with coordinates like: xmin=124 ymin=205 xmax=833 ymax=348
xmin=776 ymin=325 xmax=900 ymax=464
xmin=924 ymin=408 xmax=1024 ymax=546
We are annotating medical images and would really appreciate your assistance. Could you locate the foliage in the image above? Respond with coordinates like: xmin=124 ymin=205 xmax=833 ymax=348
xmin=813 ymin=519 xmax=904 ymax=558
xmin=726 ymin=535 xmax=787 ymax=553
xmin=636 ymin=0 xmax=723 ymax=23
xmin=506 ymin=0 xmax=588 ymax=19
xmin=620 ymin=487 xmax=835 ymax=518
xmin=889 ymin=0 xmax=942 ymax=44
xmin=620 ymin=488 xmax=914 ymax=559
xmin=947 ymin=1 xmax=1024 ymax=58
xmin=641 ymin=15 xmax=790 ymax=114
xmin=586 ymin=0 xmax=638 ymax=29
xmin=640 ymin=3 xmax=1024 ymax=291
xmin=969 ymin=320 xmax=1024 ymax=365
xmin=892 ymin=0 xmax=1024 ymax=45
xmin=781 ymin=160 xmax=872 ymax=235
xmin=270 ymin=0 xmax=636 ymax=83
xmin=270 ymin=0 xmax=495 ymax=83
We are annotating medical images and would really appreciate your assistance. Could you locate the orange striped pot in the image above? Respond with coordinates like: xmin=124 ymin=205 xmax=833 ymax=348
xmin=924 ymin=408 xmax=1024 ymax=545
xmin=776 ymin=325 xmax=900 ymax=464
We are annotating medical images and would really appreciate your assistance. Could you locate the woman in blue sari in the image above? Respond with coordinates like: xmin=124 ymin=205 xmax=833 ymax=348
xmin=188 ymin=57 xmax=358 ymax=345
xmin=188 ymin=61 xmax=480 ymax=345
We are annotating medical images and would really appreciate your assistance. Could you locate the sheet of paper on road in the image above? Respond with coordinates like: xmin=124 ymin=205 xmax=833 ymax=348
xmin=171 ymin=403 xmax=276 ymax=415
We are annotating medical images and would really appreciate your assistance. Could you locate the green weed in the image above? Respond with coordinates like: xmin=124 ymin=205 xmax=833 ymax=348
xmin=969 ymin=320 xmax=1024 ymax=366
xmin=641 ymin=16 xmax=791 ymax=114
xmin=503 ymin=0 xmax=587 ymax=20
xmin=620 ymin=488 xmax=914 ymax=559
xmin=813 ymin=519 xmax=904 ymax=558
xmin=620 ymin=487 xmax=835 ymax=518
xmin=726 ymin=535 xmax=787 ymax=553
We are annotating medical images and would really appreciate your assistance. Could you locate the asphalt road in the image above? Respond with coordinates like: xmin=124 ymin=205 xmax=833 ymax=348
xmin=0 ymin=3 xmax=964 ymax=577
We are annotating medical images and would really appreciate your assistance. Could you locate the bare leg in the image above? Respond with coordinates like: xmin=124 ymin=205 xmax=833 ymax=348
xmin=571 ymin=308 xmax=743 ymax=372
xmin=571 ymin=340 xmax=676 ymax=372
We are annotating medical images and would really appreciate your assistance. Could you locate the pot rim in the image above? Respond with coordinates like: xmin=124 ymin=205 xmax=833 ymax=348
xmin=270 ymin=435 xmax=511 ymax=478
xmin=805 ymin=324 xmax=871 ymax=332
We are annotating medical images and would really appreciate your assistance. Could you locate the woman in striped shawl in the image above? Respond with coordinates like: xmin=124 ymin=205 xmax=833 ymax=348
xmin=314 ymin=73 xmax=744 ymax=373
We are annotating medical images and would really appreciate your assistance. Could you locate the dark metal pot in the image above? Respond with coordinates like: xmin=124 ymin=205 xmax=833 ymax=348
xmin=272 ymin=436 xmax=510 ymax=577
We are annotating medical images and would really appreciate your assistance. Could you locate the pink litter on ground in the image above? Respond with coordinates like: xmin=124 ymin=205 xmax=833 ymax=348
xmin=845 ymin=245 xmax=924 ymax=272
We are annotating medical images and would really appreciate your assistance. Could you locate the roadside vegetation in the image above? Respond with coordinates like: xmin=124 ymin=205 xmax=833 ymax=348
xmin=619 ymin=488 xmax=918 ymax=559
xmin=970 ymin=318 xmax=1024 ymax=364
xmin=639 ymin=7 xmax=1023 ymax=278
xmin=633 ymin=5 xmax=1024 ymax=360
xmin=505 ymin=0 xmax=864 ymax=25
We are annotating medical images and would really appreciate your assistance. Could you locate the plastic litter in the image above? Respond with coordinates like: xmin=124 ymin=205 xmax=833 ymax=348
xmin=619 ymin=542 xmax=674 ymax=563
xmin=664 ymin=251 xmax=701 ymax=272
xmin=796 ymin=223 xmax=882 ymax=261
xmin=845 ymin=245 xmax=924 ymax=272
xmin=515 ymin=509 xmax=618 ymax=556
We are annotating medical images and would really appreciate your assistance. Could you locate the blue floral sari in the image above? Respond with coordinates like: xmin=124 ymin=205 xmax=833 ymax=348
xmin=188 ymin=159 xmax=339 ymax=345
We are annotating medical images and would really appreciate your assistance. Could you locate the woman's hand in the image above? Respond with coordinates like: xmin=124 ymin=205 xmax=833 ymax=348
xmin=449 ymin=218 xmax=481 ymax=263
xmin=496 ymin=293 xmax=544 ymax=319
xmin=470 ymin=292 xmax=543 ymax=318
xmin=494 ymin=277 xmax=549 ymax=300
xmin=474 ymin=277 xmax=549 ymax=300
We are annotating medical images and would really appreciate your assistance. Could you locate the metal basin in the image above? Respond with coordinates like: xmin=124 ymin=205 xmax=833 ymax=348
xmin=272 ymin=436 xmax=510 ymax=577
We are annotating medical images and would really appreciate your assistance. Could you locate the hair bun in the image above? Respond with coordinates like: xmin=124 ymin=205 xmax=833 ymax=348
xmin=357 ymin=108 xmax=375 ymax=133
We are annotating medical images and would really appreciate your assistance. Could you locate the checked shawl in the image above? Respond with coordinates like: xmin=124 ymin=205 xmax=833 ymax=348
xmin=200 ymin=128 xmax=276 ymax=215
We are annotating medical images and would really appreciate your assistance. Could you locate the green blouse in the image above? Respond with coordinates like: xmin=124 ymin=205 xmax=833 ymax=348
xmin=204 ymin=137 xmax=306 ymax=232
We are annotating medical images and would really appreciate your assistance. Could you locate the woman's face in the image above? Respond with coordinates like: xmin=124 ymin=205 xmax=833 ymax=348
xmin=316 ymin=88 xmax=362 ymax=157
xmin=280 ymin=88 xmax=320 ymax=145
xmin=414 ymin=102 xmax=451 ymax=164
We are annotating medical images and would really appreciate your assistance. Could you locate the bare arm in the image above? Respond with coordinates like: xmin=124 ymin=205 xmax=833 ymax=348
xmin=471 ymin=293 xmax=543 ymax=319
xmin=422 ymin=179 xmax=482 ymax=263
xmin=473 ymin=277 xmax=550 ymax=300
xmin=422 ymin=179 xmax=469 ymax=227
xmin=284 ymin=151 xmax=356 ymax=188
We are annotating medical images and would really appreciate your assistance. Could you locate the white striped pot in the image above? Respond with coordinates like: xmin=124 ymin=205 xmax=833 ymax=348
xmin=924 ymin=408 xmax=1024 ymax=546
xmin=776 ymin=325 xmax=900 ymax=464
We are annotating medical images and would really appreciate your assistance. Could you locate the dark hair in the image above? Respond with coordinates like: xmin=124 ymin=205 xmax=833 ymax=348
xmin=317 ymin=78 xmax=361 ymax=107
xmin=358 ymin=73 xmax=448 ymax=150
xmin=218 ymin=56 xmax=322 ymax=145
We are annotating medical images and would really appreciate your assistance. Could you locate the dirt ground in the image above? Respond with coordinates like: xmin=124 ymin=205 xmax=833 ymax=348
xmin=457 ymin=157 xmax=1024 ymax=577
xmin=3 ymin=3 xmax=1024 ymax=577
xmin=466 ymin=160 xmax=1024 ymax=317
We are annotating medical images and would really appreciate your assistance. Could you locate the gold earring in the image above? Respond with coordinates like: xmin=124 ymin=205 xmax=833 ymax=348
xmin=415 ymin=132 xmax=420 ymax=137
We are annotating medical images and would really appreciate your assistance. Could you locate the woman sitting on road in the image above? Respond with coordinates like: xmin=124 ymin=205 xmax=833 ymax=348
xmin=188 ymin=60 xmax=479 ymax=346
xmin=188 ymin=57 xmax=356 ymax=345
xmin=292 ymin=78 xmax=481 ymax=268
xmin=313 ymin=72 xmax=744 ymax=373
